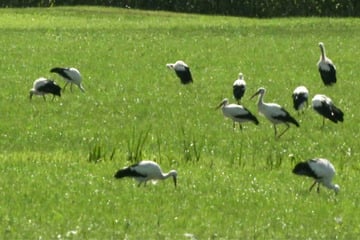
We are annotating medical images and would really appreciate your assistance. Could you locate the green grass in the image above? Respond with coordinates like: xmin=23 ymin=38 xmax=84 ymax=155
xmin=0 ymin=6 xmax=360 ymax=239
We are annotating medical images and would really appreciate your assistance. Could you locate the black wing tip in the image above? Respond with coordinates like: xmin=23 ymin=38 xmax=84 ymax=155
xmin=50 ymin=67 xmax=62 ymax=72
xmin=114 ymin=168 xmax=133 ymax=178
xmin=251 ymin=115 xmax=260 ymax=125
xmin=292 ymin=161 xmax=318 ymax=179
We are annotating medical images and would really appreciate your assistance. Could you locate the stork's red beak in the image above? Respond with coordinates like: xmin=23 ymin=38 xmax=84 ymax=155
xmin=173 ymin=176 xmax=177 ymax=188
xmin=250 ymin=90 xmax=260 ymax=100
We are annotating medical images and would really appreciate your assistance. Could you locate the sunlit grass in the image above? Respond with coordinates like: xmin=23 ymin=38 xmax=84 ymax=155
xmin=0 ymin=6 xmax=359 ymax=239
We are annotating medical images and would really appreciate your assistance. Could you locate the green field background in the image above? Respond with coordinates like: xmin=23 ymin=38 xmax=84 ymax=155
xmin=0 ymin=7 xmax=359 ymax=239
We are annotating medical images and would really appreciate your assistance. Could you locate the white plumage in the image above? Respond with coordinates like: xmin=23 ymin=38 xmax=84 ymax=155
xmin=166 ymin=60 xmax=193 ymax=84
xmin=29 ymin=77 xmax=61 ymax=100
xmin=251 ymin=87 xmax=299 ymax=138
xmin=233 ymin=73 xmax=246 ymax=104
xmin=216 ymin=98 xmax=259 ymax=129
xmin=312 ymin=94 xmax=344 ymax=126
xmin=50 ymin=67 xmax=85 ymax=92
xmin=292 ymin=86 xmax=309 ymax=112
xmin=317 ymin=42 xmax=336 ymax=86
xmin=293 ymin=158 xmax=340 ymax=194
xmin=114 ymin=160 xmax=177 ymax=187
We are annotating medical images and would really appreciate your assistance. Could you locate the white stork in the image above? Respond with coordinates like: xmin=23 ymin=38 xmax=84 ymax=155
xmin=312 ymin=94 xmax=344 ymax=126
xmin=318 ymin=42 xmax=336 ymax=86
xmin=292 ymin=158 xmax=340 ymax=194
xmin=50 ymin=67 xmax=85 ymax=92
xmin=233 ymin=73 xmax=246 ymax=104
xmin=114 ymin=160 xmax=177 ymax=187
xmin=166 ymin=60 xmax=193 ymax=84
xmin=251 ymin=87 xmax=299 ymax=138
xmin=29 ymin=77 xmax=61 ymax=101
xmin=292 ymin=86 xmax=309 ymax=112
xmin=216 ymin=98 xmax=259 ymax=130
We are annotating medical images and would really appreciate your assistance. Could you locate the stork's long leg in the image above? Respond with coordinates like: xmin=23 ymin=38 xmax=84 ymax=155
xmin=42 ymin=95 xmax=46 ymax=101
xmin=309 ymin=181 xmax=317 ymax=192
xmin=63 ymin=82 xmax=69 ymax=92
xmin=273 ymin=125 xmax=277 ymax=138
xmin=277 ymin=124 xmax=290 ymax=139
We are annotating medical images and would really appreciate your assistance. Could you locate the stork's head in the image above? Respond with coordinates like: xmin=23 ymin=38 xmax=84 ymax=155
xmin=215 ymin=98 xmax=229 ymax=110
xmin=29 ymin=89 xmax=35 ymax=100
xmin=319 ymin=42 xmax=325 ymax=54
xmin=238 ymin=72 xmax=243 ymax=79
xmin=333 ymin=184 xmax=340 ymax=194
xmin=166 ymin=63 xmax=174 ymax=70
xmin=250 ymin=87 xmax=265 ymax=100
xmin=51 ymin=81 xmax=62 ymax=97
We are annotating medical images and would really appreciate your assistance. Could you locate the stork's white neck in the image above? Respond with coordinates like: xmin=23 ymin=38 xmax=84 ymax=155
xmin=320 ymin=45 xmax=326 ymax=60
xmin=323 ymin=181 xmax=340 ymax=193
xmin=161 ymin=170 xmax=177 ymax=179
xmin=257 ymin=91 xmax=265 ymax=107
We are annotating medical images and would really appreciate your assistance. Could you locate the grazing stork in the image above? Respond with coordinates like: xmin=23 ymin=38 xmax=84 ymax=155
xmin=312 ymin=94 xmax=344 ymax=126
xmin=166 ymin=60 xmax=193 ymax=84
xmin=216 ymin=98 xmax=259 ymax=130
xmin=233 ymin=73 xmax=246 ymax=104
xmin=292 ymin=86 xmax=309 ymax=113
xmin=114 ymin=160 xmax=177 ymax=187
xmin=292 ymin=158 xmax=340 ymax=194
xmin=50 ymin=67 xmax=85 ymax=92
xmin=29 ymin=77 xmax=61 ymax=101
xmin=251 ymin=87 xmax=299 ymax=138
xmin=318 ymin=42 xmax=336 ymax=86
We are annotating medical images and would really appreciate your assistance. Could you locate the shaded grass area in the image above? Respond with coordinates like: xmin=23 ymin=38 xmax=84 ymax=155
xmin=0 ymin=6 xmax=359 ymax=238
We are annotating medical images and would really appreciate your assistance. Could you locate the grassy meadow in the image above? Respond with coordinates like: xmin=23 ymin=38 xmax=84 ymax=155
xmin=0 ymin=6 xmax=360 ymax=239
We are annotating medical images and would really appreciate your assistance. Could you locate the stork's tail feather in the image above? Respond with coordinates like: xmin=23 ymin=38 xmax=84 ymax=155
xmin=114 ymin=168 xmax=133 ymax=178
xmin=250 ymin=115 xmax=259 ymax=125
xmin=293 ymin=97 xmax=304 ymax=111
xmin=332 ymin=106 xmax=344 ymax=122
xmin=289 ymin=116 xmax=300 ymax=127
xmin=50 ymin=67 xmax=63 ymax=74
xmin=292 ymin=161 xmax=317 ymax=178
xmin=292 ymin=95 xmax=301 ymax=111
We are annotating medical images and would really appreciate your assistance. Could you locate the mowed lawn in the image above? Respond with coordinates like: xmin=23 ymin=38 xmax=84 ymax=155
xmin=0 ymin=6 xmax=360 ymax=239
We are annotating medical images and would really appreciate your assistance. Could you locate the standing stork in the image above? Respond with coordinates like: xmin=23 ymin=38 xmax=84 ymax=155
xmin=251 ymin=87 xmax=299 ymax=138
xmin=318 ymin=42 xmax=336 ymax=86
xmin=233 ymin=73 xmax=246 ymax=104
xmin=292 ymin=86 xmax=309 ymax=113
xmin=50 ymin=67 xmax=85 ymax=92
xmin=29 ymin=77 xmax=61 ymax=101
xmin=166 ymin=60 xmax=193 ymax=84
xmin=292 ymin=158 xmax=340 ymax=194
xmin=114 ymin=160 xmax=177 ymax=187
xmin=312 ymin=94 xmax=344 ymax=127
xmin=216 ymin=98 xmax=259 ymax=130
